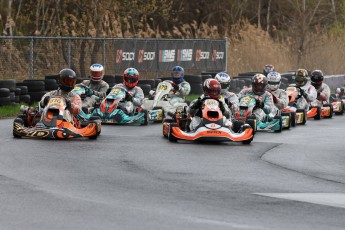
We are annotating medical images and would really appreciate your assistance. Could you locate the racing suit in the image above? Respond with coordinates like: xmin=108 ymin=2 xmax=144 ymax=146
xmin=81 ymin=79 xmax=109 ymax=108
xmin=289 ymin=82 xmax=317 ymax=110
xmin=188 ymin=94 xmax=231 ymax=131
xmin=267 ymin=88 xmax=289 ymax=110
xmin=314 ymin=83 xmax=331 ymax=103
xmin=221 ymin=91 xmax=239 ymax=118
xmin=40 ymin=88 xmax=82 ymax=123
xmin=238 ymin=88 xmax=277 ymax=121
xmin=113 ymin=83 xmax=144 ymax=114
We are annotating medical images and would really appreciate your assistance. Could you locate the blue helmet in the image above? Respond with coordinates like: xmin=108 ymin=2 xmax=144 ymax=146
xmin=171 ymin=66 xmax=184 ymax=84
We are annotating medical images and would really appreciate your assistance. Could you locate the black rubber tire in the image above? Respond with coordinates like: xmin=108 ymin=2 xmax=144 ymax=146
xmin=22 ymin=80 xmax=46 ymax=92
xmin=0 ymin=80 xmax=16 ymax=91
xmin=0 ymin=88 xmax=10 ymax=97
xmin=168 ymin=123 xmax=178 ymax=142
xmin=19 ymin=94 xmax=31 ymax=104
xmin=13 ymin=117 xmax=24 ymax=138
xmin=16 ymin=86 xmax=28 ymax=95
xmin=273 ymin=115 xmax=283 ymax=132
xmin=290 ymin=112 xmax=296 ymax=127
xmin=232 ymin=120 xmax=244 ymax=133
xmin=313 ymin=106 xmax=321 ymax=120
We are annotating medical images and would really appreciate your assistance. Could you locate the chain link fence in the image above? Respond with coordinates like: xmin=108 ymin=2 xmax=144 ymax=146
xmin=0 ymin=36 xmax=227 ymax=82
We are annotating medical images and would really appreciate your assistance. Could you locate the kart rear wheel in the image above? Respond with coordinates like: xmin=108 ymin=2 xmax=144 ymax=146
xmin=335 ymin=101 xmax=344 ymax=115
xmin=232 ymin=120 xmax=244 ymax=133
xmin=323 ymin=103 xmax=333 ymax=118
xmin=141 ymin=110 xmax=148 ymax=126
xmin=162 ymin=118 xmax=175 ymax=138
xmin=301 ymin=110 xmax=307 ymax=125
xmin=290 ymin=112 xmax=296 ymax=127
xmin=273 ymin=115 xmax=282 ymax=133
xmin=242 ymin=125 xmax=254 ymax=144
xmin=168 ymin=123 xmax=178 ymax=142
xmin=313 ymin=106 xmax=321 ymax=120
xmin=246 ymin=117 xmax=257 ymax=134
xmin=281 ymin=112 xmax=291 ymax=129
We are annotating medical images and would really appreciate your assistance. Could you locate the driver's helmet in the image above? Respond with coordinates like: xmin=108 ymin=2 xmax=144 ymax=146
xmin=58 ymin=68 xmax=77 ymax=92
xmin=266 ymin=71 xmax=281 ymax=92
xmin=123 ymin=68 xmax=139 ymax=89
xmin=263 ymin=64 xmax=275 ymax=76
xmin=214 ymin=72 xmax=231 ymax=93
xmin=310 ymin=69 xmax=324 ymax=89
xmin=295 ymin=68 xmax=309 ymax=87
xmin=90 ymin=63 xmax=104 ymax=82
xmin=252 ymin=73 xmax=268 ymax=95
xmin=171 ymin=66 xmax=184 ymax=84
xmin=203 ymin=78 xmax=221 ymax=99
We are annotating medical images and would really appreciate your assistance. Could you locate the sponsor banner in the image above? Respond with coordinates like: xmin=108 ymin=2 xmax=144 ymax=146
xmin=114 ymin=39 xmax=226 ymax=73
xmin=114 ymin=40 xmax=157 ymax=72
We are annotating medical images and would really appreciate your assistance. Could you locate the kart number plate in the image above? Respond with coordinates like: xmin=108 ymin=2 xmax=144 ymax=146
xmin=158 ymin=84 xmax=168 ymax=91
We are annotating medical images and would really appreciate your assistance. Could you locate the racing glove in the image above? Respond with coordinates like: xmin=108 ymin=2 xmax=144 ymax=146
xmin=172 ymin=83 xmax=179 ymax=91
xmin=299 ymin=88 xmax=307 ymax=98
xmin=86 ymin=87 xmax=94 ymax=97
xmin=125 ymin=92 xmax=133 ymax=101
xmin=42 ymin=96 xmax=50 ymax=107
xmin=65 ymin=99 xmax=72 ymax=109
xmin=255 ymin=99 xmax=264 ymax=109
xmin=219 ymin=101 xmax=226 ymax=113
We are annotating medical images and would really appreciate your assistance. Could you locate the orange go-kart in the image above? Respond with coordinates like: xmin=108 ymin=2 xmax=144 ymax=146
xmin=13 ymin=96 xmax=101 ymax=139
xmin=280 ymin=86 xmax=307 ymax=125
xmin=162 ymin=98 xmax=255 ymax=144
xmin=306 ymin=93 xmax=333 ymax=120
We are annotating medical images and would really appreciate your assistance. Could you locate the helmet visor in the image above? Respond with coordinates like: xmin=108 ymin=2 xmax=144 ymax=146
xmin=172 ymin=71 xmax=182 ymax=78
xmin=220 ymin=82 xmax=230 ymax=89
xmin=125 ymin=77 xmax=138 ymax=83
xmin=60 ymin=76 xmax=76 ymax=87
xmin=91 ymin=71 xmax=103 ymax=77
xmin=295 ymin=75 xmax=305 ymax=86
xmin=268 ymin=81 xmax=280 ymax=85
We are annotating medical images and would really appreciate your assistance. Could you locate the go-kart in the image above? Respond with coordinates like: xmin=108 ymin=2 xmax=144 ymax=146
xmin=86 ymin=85 xmax=148 ymax=125
xmin=330 ymin=94 xmax=344 ymax=115
xmin=307 ymin=99 xmax=333 ymax=120
xmin=234 ymin=95 xmax=283 ymax=132
xmin=13 ymin=96 xmax=101 ymax=139
xmin=281 ymin=86 xmax=307 ymax=125
xmin=162 ymin=98 xmax=255 ymax=144
xmin=143 ymin=80 xmax=188 ymax=123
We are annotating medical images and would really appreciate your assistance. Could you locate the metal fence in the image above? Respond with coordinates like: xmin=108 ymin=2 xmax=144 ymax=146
xmin=0 ymin=36 xmax=227 ymax=82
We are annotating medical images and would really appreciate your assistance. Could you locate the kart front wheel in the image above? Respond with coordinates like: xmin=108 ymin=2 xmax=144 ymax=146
xmin=168 ymin=123 xmax=178 ymax=142
xmin=13 ymin=117 xmax=25 ymax=138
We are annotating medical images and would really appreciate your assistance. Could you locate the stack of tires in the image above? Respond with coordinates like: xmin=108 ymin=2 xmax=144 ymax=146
xmin=0 ymin=80 xmax=17 ymax=106
xmin=17 ymin=80 xmax=46 ymax=104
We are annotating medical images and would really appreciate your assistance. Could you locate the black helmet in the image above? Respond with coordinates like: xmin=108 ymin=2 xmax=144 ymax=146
xmin=310 ymin=70 xmax=324 ymax=89
xmin=58 ymin=68 xmax=77 ymax=92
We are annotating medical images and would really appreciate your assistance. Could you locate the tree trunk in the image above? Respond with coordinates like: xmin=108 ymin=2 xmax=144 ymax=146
xmin=266 ymin=0 xmax=272 ymax=32
xmin=257 ymin=0 xmax=261 ymax=29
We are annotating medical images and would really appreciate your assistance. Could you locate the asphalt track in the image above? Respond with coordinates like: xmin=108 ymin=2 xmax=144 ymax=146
xmin=0 ymin=115 xmax=344 ymax=230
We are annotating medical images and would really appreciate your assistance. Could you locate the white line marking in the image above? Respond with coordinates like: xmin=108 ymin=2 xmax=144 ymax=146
xmin=254 ymin=193 xmax=345 ymax=209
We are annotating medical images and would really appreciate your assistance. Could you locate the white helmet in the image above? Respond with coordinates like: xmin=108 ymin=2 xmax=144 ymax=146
xmin=267 ymin=71 xmax=281 ymax=91
xmin=214 ymin=72 xmax=231 ymax=93
xmin=90 ymin=63 xmax=104 ymax=81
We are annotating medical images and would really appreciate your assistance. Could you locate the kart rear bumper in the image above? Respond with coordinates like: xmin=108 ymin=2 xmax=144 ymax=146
xmin=170 ymin=126 xmax=253 ymax=142
xmin=13 ymin=120 xmax=100 ymax=139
